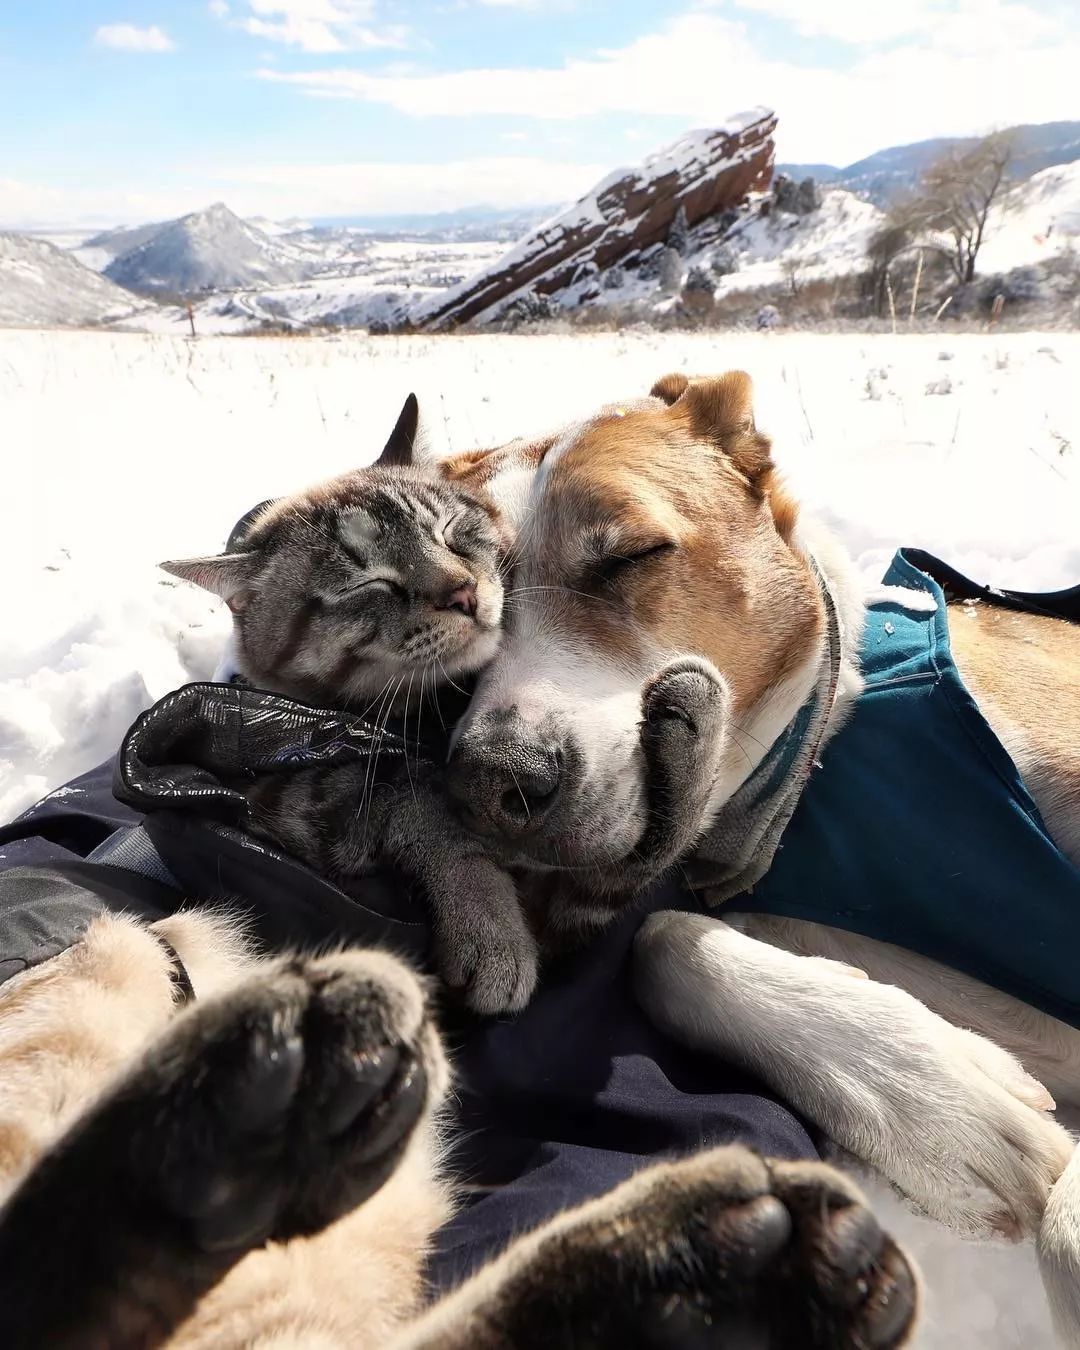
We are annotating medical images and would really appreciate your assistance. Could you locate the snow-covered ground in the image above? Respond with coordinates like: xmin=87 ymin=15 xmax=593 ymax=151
xmin=1 ymin=327 xmax=1078 ymax=1345
xmin=981 ymin=159 xmax=1080 ymax=275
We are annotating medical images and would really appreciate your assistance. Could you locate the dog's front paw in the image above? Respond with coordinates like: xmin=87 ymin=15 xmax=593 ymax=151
xmin=866 ymin=1018 xmax=1073 ymax=1240
xmin=130 ymin=949 xmax=445 ymax=1250
xmin=492 ymin=1146 xmax=916 ymax=1349
xmin=434 ymin=862 xmax=538 ymax=1016
xmin=641 ymin=656 xmax=730 ymax=747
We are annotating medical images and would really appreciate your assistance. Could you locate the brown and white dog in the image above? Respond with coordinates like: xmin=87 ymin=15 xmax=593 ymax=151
xmin=441 ymin=371 xmax=1080 ymax=1345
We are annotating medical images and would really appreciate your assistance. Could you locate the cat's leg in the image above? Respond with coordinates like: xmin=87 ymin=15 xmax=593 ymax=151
xmin=395 ymin=1145 xmax=917 ymax=1350
xmin=0 ymin=906 xmax=252 ymax=1208
xmin=248 ymin=767 xmax=538 ymax=1016
xmin=634 ymin=912 xmax=1074 ymax=1240
xmin=381 ymin=808 xmax=538 ymax=1016
xmin=0 ymin=947 xmax=449 ymax=1350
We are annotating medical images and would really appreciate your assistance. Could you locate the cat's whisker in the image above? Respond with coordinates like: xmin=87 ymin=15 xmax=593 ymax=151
xmin=428 ymin=662 xmax=449 ymax=733
xmin=503 ymin=584 xmax=633 ymax=621
xmin=401 ymin=673 xmax=419 ymax=808
xmin=362 ymin=674 xmax=407 ymax=840
xmin=507 ymin=765 xmax=531 ymax=821
xmin=355 ymin=676 xmax=395 ymax=727
xmin=497 ymin=500 xmax=541 ymax=578
xmin=359 ymin=675 xmax=402 ymax=834
xmin=435 ymin=654 xmax=468 ymax=699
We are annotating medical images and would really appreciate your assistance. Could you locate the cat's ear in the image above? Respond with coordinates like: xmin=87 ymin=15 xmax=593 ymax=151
xmin=159 ymin=551 xmax=259 ymax=614
xmin=376 ymin=393 xmax=421 ymax=468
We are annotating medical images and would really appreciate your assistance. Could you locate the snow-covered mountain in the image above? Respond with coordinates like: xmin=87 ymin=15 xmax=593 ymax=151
xmin=80 ymin=219 xmax=172 ymax=264
xmin=104 ymin=203 xmax=315 ymax=296
xmin=780 ymin=120 xmax=1080 ymax=206
xmin=0 ymin=233 xmax=148 ymax=327
xmin=4 ymin=119 xmax=1077 ymax=335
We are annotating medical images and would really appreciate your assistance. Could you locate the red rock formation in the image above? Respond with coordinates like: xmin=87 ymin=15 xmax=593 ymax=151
xmin=418 ymin=108 xmax=777 ymax=329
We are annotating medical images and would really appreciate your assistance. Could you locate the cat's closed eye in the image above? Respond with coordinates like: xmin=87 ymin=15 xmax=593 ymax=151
xmin=336 ymin=575 xmax=407 ymax=601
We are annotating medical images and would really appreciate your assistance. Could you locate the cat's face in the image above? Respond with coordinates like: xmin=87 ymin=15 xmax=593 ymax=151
xmin=162 ymin=399 xmax=507 ymax=709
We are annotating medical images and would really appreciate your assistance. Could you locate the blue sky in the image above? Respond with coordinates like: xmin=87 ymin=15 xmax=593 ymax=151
xmin=1 ymin=0 xmax=1077 ymax=226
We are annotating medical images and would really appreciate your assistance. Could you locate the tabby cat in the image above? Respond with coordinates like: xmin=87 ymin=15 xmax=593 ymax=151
xmin=162 ymin=396 xmax=537 ymax=1015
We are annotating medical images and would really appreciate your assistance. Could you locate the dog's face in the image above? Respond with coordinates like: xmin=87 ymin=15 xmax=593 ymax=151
xmin=445 ymin=372 xmax=824 ymax=890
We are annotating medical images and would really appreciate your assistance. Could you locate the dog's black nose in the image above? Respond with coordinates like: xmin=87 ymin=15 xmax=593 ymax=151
xmin=448 ymin=716 xmax=562 ymax=837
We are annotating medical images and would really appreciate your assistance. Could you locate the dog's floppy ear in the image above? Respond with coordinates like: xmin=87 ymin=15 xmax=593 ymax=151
xmin=375 ymin=393 xmax=420 ymax=468
xmin=660 ymin=370 xmax=773 ymax=489
xmin=159 ymin=552 xmax=259 ymax=614
xmin=649 ymin=372 xmax=690 ymax=405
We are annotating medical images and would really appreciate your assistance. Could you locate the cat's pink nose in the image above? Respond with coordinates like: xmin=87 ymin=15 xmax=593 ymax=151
xmin=437 ymin=580 xmax=478 ymax=618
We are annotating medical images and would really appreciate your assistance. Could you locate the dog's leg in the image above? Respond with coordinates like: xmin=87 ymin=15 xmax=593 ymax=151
xmin=727 ymin=912 xmax=1080 ymax=1109
xmin=0 ymin=947 xmax=449 ymax=1350
xmin=634 ymin=912 xmax=1075 ymax=1241
xmin=395 ymin=1145 xmax=917 ymax=1350
xmin=0 ymin=908 xmax=252 ymax=1208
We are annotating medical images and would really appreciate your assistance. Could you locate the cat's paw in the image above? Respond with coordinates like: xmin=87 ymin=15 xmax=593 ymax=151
xmin=434 ymin=862 xmax=538 ymax=1015
xmin=506 ymin=1146 xmax=916 ymax=1349
xmin=125 ymin=949 xmax=446 ymax=1252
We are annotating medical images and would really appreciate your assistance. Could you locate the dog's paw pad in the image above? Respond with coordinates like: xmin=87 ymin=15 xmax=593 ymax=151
xmin=140 ymin=953 xmax=435 ymax=1252
xmin=706 ymin=1192 xmax=792 ymax=1276
xmin=642 ymin=657 xmax=729 ymax=739
xmin=769 ymin=1162 xmax=918 ymax=1347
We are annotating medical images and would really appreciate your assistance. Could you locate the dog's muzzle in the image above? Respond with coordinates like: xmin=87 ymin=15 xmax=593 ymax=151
xmin=447 ymin=710 xmax=573 ymax=841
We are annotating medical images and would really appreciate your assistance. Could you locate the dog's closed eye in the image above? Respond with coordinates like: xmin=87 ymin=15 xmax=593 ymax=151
xmin=590 ymin=541 xmax=677 ymax=587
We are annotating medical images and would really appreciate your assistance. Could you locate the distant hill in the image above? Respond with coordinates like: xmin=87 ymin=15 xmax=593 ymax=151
xmin=83 ymin=219 xmax=174 ymax=261
xmin=104 ymin=202 xmax=312 ymax=296
xmin=779 ymin=120 xmax=1080 ymax=204
xmin=0 ymin=233 xmax=147 ymax=327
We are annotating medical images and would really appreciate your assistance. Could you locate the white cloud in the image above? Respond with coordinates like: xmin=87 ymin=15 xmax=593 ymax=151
xmin=93 ymin=23 xmax=175 ymax=52
xmin=715 ymin=0 xmax=1055 ymax=48
xmin=208 ymin=0 xmax=230 ymax=17
xmin=221 ymin=154 xmax=605 ymax=214
xmin=258 ymin=5 xmax=1080 ymax=164
xmin=477 ymin=0 xmax=575 ymax=8
xmin=0 ymin=156 xmax=605 ymax=229
xmin=231 ymin=1 xmax=406 ymax=53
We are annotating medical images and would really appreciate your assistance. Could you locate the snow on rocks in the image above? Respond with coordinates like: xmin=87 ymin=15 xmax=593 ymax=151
xmin=416 ymin=108 xmax=777 ymax=328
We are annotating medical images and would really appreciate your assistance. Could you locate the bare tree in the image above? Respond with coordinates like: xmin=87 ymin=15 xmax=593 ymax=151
xmin=903 ymin=133 xmax=1014 ymax=285
xmin=862 ymin=132 xmax=1013 ymax=315
xmin=864 ymin=218 xmax=917 ymax=316
xmin=780 ymin=256 xmax=804 ymax=297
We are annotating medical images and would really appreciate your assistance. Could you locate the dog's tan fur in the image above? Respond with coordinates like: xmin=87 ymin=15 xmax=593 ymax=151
xmin=0 ymin=911 xmax=454 ymax=1348
xmin=951 ymin=602 xmax=1080 ymax=865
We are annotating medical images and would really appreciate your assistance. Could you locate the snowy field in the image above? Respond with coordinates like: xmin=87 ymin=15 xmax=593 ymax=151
xmin=2 ymin=326 xmax=1079 ymax=1345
